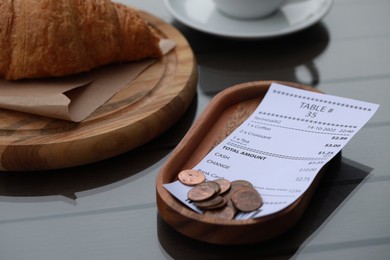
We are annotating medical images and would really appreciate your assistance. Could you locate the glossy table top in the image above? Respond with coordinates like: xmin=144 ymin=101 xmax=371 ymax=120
xmin=1 ymin=0 xmax=389 ymax=259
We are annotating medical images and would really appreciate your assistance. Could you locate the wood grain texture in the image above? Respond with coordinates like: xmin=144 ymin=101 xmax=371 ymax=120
xmin=156 ymin=81 xmax=333 ymax=245
xmin=0 ymin=10 xmax=197 ymax=171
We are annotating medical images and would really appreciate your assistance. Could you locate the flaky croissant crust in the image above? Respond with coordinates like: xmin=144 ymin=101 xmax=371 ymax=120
xmin=0 ymin=0 xmax=162 ymax=80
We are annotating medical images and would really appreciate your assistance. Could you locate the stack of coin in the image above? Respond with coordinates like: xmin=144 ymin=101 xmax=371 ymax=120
xmin=177 ymin=169 xmax=263 ymax=220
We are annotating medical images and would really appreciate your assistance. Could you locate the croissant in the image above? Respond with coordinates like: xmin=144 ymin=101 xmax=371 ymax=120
xmin=0 ymin=0 xmax=163 ymax=80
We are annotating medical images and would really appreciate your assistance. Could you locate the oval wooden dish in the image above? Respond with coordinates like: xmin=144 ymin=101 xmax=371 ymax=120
xmin=0 ymin=10 xmax=197 ymax=171
xmin=156 ymin=81 xmax=333 ymax=245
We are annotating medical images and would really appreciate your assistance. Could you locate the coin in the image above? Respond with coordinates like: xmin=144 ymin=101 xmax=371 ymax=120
xmin=178 ymin=169 xmax=205 ymax=186
xmin=230 ymin=180 xmax=253 ymax=190
xmin=195 ymin=195 xmax=227 ymax=210
xmin=224 ymin=180 xmax=250 ymax=201
xmin=213 ymin=179 xmax=231 ymax=195
xmin=204 ymin=206 xmax=236 ymax=220
xmin=199 ymin=181 xmax=221 ymax=194
xmin=230 ymin=186 xmax=263 ymax=212
xmin=207 ymin=197 xmax=228 ymax=210
xmin=187 ymin=184 xmax=216 ymax=202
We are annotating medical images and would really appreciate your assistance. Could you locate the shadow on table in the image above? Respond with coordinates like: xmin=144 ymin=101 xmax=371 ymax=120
xmin=157 ymin=155 xmax=373 ymax=259
xmin=0 ymin=95 xmax=199 ymax=202
xmin=173 ymin=21 xmax=330 ymax=95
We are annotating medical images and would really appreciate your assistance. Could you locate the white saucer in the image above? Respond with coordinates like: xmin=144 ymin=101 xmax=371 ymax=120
xmin=164 ymin=0 xmax=333 ymax=39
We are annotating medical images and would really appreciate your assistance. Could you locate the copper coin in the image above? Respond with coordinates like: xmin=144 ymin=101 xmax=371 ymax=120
xmin=187 ymin=185 xmax=216 ymax=202
xmin=213 ymin=179 xmax=231 ymax=195
xmin=204 ymin=206 xmax=236 ymax=220
xmin=195 ymin=196 xmax=226 ymax=210
xmin=199 ymin=181 xmax=221 ymax=194
xmin=230 ymin=186 xmax=263 ymax=212
xmin=206 ymin=196 xmax=228 ymax=210
xmin=230 ymin=180 xmax=253 ymax=190
xmin=224 ymin=180 xmax=251 ymax=200
xmin=178 ymin=169 xmax=205 ymax=186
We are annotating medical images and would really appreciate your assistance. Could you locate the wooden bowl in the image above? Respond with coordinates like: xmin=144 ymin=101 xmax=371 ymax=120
xmin=156 ymin=81 xmax=331 ymax=245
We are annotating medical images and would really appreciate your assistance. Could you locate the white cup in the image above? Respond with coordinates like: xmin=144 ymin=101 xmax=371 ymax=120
xmin=213 ymin=0 xmax=287 ymax=19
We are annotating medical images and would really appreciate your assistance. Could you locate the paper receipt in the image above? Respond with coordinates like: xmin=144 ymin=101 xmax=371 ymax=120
xmin=164 ymin=83 xmax=379 ymax=219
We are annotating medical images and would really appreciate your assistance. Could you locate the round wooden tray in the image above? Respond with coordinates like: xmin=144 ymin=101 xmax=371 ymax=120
xmin=0 ymin=11 xmax=197 ymax=171
xmin=156 ymin=81 xmax=332 ymax=245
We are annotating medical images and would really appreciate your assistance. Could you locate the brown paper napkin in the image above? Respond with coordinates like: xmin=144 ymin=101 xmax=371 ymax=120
xmin=0 ymin=39 xmax=175 ymax=122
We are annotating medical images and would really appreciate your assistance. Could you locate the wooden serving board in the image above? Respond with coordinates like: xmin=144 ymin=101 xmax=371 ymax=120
xmin=156 ymin=81 xmax=334 ymax=245
xmin=0 ymin=11 xmax=197 ymax=171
